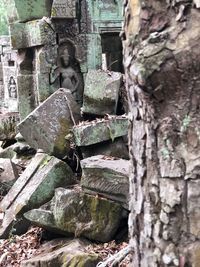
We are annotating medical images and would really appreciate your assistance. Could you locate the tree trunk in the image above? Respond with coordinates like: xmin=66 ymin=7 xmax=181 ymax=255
xmin=123 ymin=1 xmax=200 ymax=266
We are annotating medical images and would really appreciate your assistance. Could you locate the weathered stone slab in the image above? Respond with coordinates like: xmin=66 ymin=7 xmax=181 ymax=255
xmin=51 ymin=0 xmax=76 ymax=18
xmin=0 ymin=112 xmax=20 ymax=140
xmin=10 ymin=20 xmax=56 ymax=49
xmin=82 ymin=70 xmax=122 ymax=115
xmin=21 ymin=238 xmax=100 ymax=267
xmin=0 ymin=153 xmax=75 ymax=238
xmin=81 ymin=137 xmax=129 ymax=160
xmin=4 ymin=0 xmax=52 ymax=23
xmin=18 ymin=88 xmax=81 ymax=158
xmin=81 ymin=155 xmax=129 ymax=207
xmin=17 ymin=74 xmax=37 ymax=119
xmin=0 ymin=158 xmax=18 ymax=194
xmin=72 ymin=116 xmax=128 ymax=146
xmin=25 ymin=188 xmax=123 ymax=242
xmin=36 ymin=72 xmax=60 ymax=103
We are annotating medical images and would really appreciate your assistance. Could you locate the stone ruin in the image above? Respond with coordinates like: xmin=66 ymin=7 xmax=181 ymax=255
xmin=0 ymin=1 xmax=129 ymax=265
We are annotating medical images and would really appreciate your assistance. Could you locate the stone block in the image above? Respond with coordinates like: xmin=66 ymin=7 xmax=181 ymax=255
xmin=35 ymin=45 xmax=58 ymax=74
xmin=25 ymin=188 xmax=123 ymax=242
xmin=82 ymin=70 xmax=122 ymax=115
xmin=0 ymin=158 xmax=18 ymax=194
xmin=81 ymin=155 xmax=129 ymax=207
xmin=21 ymin=239 xmax=100 ymax=267
xmin=72 ymin=115 xmax=128 ymax=146
xmin=0 ymin=112 xmax=20 ymax=140
xmin=51 ymin=0 xmax=76 ymax=18
xmin=0 ymin=152 xmax=75 ymax=238
xmin=4 ymin=0 xmax=52 ymax=23
xmin=36 ymin=73 xmax=60 ymax=103
xmin=10 ymin=20 xmax=56 ymax=49
xmin=18 ymin=89 xmax=81 ymax=158
xmin=17 ymin=75 xmax=37 ymax=119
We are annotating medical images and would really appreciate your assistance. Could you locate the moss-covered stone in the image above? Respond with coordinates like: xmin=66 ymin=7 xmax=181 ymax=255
xmin=18 ymin=89 xmax=81 ymax=159
xmin=25 ymin=188 xmax=123 ymax=242
xmin=0 ymin=153 xmax=75 ymax=239
xmin=73 ymin=116 xmax=128 ymax=146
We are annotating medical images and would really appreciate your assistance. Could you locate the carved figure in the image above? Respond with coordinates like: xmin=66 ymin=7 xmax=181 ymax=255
xmin=8 ymin=76 xmax=17 ymax=98
xmin=50 ymin=42 xmax=83 ymax=104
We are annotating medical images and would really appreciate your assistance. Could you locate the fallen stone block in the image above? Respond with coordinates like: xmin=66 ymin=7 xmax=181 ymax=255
xmin=0 ymin=152 xmax=75 ymax=238
xmin=21 ymin=238 xmax=100 ymax=267
xmin=4 ymin=0 xmax=52 ymax=23
xmin=81 ymin=155 xmax=129 ymax=207
xmin=81 ymin=137 xmax=129 ymax=160
xmin=0 ymin=112 xmax=20 ymax=140
xmin=10 ymin=19 xmax=56 ymax=49
xmin=0 ymin=158 xmax=19 ymax=195
xmin=24 ymin=188 xmax=123 ymax=242
xmin=72 ymin=115 xmax=128 ymax=146
xmin=51 ymin=0 xmax=76 ymax=18
xmin=82 ymin=70 xmax=122 ymax=115
xmin=18 ymin=88 xmax=81 ymax=158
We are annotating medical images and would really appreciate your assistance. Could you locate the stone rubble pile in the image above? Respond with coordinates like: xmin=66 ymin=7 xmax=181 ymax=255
xmin=0 ymin=69 xmax=129 ymax=266
xmin=0 ymin=0 xmax=128 ymax=265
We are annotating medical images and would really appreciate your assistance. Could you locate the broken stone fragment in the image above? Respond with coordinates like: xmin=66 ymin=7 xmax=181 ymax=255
xmin=21 ymin=238 xmax=100 ymax=267
xmin=0 ymin=112 xmax=20 ymax=141
xmin=72 ymin=116 xmax=128 ymax=146
xmin=81 ymin=155 xmax=129 ymax=207
xmin=4 ymin=0 xmax=52 ymax=23
xmin=25 ymin=188 xmax=123 ymax=242
xmin=0 ymin=152 xmax=75 ymax=238
xmin=0 ymin=158 xmax=19 ymax=195
xmin=81 ymin=137 xmax=129 ymax=160
xmin=82 ymin=70 xmax=122 ymax=115
xmin=18 ymin=88 xmax=81 ymax=158
xmin=51 ymin=0 xmax=76 ymax=18
xmin=10 ymin=19 xmax=56 ymax=49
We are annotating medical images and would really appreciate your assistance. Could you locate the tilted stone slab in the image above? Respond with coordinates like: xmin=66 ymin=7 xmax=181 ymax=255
xmin=72 ymin=116 xmax=128 ymax=146
xmin=18 ymin=89 xmax=81 ymax=158
xmin=24 ymin=188 xmax=123 ymax=242
xmin=4 ymin=0 xmax=52 ymax=23
xmin=10 ymin=19 xmax=56 ymax=49
xmin=0 ymin=112 xmax=20 ymax=140
xmin=51 ymin=0 xmax=76 ymax=18
xmin=81 ymin=155 xmax=129 ymax=207
xmin=82 ymin=70 xmax=122 ymax=115
xmin=0 ymin=153 xmax=75 ymax=238
xmin=21 ymin=238 xmax=100 ymax=267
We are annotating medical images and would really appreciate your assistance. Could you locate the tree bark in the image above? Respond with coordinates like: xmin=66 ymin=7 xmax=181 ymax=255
xmin=123 ymin=1 xmax=200 ymax=266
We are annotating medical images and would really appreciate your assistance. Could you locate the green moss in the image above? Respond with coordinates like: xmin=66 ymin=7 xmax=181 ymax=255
xmin=62 ymin=253 xmax=99 ymax=267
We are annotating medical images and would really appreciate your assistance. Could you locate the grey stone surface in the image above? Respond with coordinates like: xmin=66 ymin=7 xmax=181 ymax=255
xmin=21 ymin=238 xmax=100 ymax=267
xmin=81 ymin=155 xmax=129 ymax=207
xmin=10 ymin=19 xmax=56 ymax=50
xmin=82 ymin=70 xmax=122 ymax=115
xmin=18 ymin=88 xmax=81 ymax=158
xmin=51 ymin=0 xmax=76 ymax=18
xmin=0 ymin=158 xmax=18 ymax=194
xmin=72 ymin=116 xmax=128 ymax=146
xmin=4 ymin=0 xmax=52 ymax=23
xmin=25 ymin=188 xmax=123 ymax=242
xmin=17 ymin=75 xmax=37 ymax=119
xmin=0 ymin=153 xmax=75 ymax=238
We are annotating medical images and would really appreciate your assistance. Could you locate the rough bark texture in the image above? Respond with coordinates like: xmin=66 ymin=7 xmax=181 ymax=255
xmin=123 ymin=0 xmax=200 ymax=266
